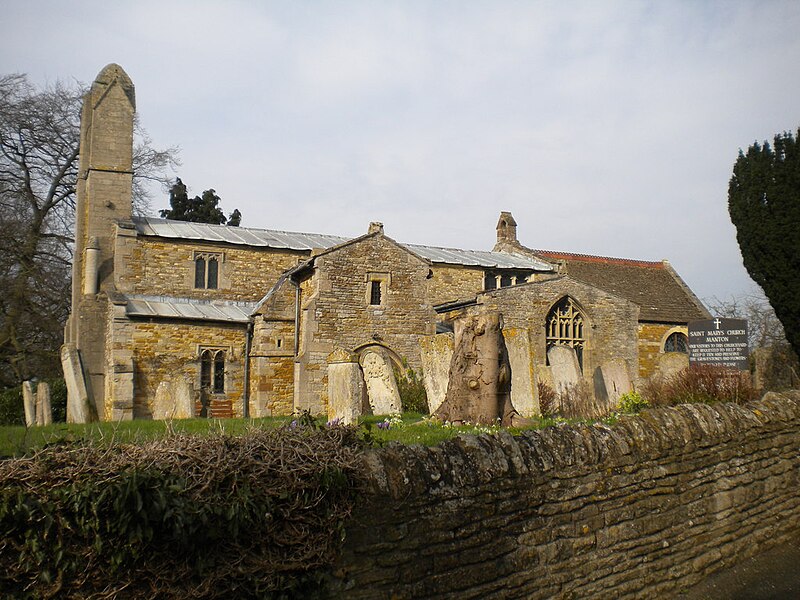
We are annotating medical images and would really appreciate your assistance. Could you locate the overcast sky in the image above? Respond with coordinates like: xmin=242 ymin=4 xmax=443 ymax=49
xmin=2 ymin=1 xmax=799 ymax=303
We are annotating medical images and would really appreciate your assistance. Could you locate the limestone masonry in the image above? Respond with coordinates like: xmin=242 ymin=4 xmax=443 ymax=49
xmin=62 ymin=65 xmax=709 ymax=422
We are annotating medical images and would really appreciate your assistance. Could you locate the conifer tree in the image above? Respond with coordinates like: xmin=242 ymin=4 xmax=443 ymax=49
xmin=160 ymin=179 xmax=242 ymax=226
xmin=728 ymin=128 xmax=800 ymax=357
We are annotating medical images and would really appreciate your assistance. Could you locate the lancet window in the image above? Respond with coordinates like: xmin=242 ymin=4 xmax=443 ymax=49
xmin=200 ymin=349 xmax=225 ymax=394
xmin=194 ymin=252 xmax=221 ymax=289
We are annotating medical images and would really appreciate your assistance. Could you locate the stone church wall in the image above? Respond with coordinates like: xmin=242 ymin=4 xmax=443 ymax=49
xmin=116 ymin=237 xmax=306 ymax=301
xmin=428 ymin=265 xmax=485 ymax=306
xmin=295 ymin=234 xmax=437 ymax=413
xmin=128 ymin=321 xmax=247 ymax=419
xmin=637 ymin=322 xmax=686 ymax=380
xmin=329 ymin=392 xmax=800 ymax=598
xmin=475 ymin=276 xmax=640 ymax=387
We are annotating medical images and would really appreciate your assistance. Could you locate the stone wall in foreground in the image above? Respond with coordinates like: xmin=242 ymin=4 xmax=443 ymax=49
xmin=329 ymin=392 xmax=800 ymax=599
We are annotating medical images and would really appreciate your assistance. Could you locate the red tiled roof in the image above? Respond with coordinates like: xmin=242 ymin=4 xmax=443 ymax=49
xmin=528 ymin=249 xmax=709 ymax=323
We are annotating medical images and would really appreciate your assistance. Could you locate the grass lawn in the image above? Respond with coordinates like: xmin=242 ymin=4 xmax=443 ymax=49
xmin=0 ymin=412 xmax=602 ymax=458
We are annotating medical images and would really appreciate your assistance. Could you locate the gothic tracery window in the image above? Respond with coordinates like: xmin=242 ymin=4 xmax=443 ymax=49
xmin=545 ymin=296 xmax=586 ymax=368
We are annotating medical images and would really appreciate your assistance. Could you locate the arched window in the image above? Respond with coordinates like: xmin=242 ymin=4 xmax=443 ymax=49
xmin=200 ymin=349 xmax=225 ymax=393
xmin=546 ymin=296 xmax=586 ymax=368
xmin=664 ymin=332 xmax=688 ymax=354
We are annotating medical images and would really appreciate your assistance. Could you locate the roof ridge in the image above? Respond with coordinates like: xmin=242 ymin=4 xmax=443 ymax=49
xmin=136 ymin=215 xmax=348 ymax=241
xmin=530 ymin=248 xmax=664 ymax=268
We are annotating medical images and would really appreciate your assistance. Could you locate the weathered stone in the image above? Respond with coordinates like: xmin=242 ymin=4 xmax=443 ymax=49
xmin=654 ymin=352 xmax=689 ymax=381
xmin=360 ymin=350 xmax=401 ymax=415
xmin=328 ymin=349 xmax=363 ymax=424
xmin=36 ymin=381 xmax=52 ymax=426
xmin=419 ymin=334 xmax=454 ymax=414
xmin=434 ymin=312 xmax=515 ymax=425
xmin=22 ymin=381 xmax=36 ymax=427
xmin=595 ymin=358 xmax=633 ymax=410
xmin=61 ymin=343 xmax=93 ymax=423
xmin=548 ymin=345 xmax=581 ymax=395
xmin=173 ymin=378 xmax=194 ymax=419
xmin=152 ymin=380 xmax=173 ymax=420
xmin=503 ymin=327 xmax=539 ymax=417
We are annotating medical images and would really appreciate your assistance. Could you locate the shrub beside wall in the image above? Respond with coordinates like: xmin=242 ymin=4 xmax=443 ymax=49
xmin=329 ymin=391 xmax=800 ymax=599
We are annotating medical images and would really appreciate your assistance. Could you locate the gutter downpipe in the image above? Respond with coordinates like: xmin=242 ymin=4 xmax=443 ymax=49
xmin=243 ymin=317 xmax=253 ymax=418
xmin=290 ymin=279 xmax=301 ymax=356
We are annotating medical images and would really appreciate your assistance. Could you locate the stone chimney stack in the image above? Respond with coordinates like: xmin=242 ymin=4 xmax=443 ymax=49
xmin=368 ymin=222 xmax=384 ymax=235
xmin=496 ymin=211 xmax=518 ymax=244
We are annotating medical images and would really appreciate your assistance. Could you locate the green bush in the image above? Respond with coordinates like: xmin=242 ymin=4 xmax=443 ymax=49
xmin=0 ymin=427 xmax=364 ymax=598
xmin=618 ymin=391 xmax=649 ymax=414
xmin=395 ymin=363 xmax=429 ymax=415
xmin=0 ymin=386 xmax=24 ymax=426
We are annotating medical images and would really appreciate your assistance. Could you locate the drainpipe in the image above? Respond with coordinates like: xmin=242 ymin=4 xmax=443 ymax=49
xmin=83 ymin=237 xmax=100 ymax=295
xmin=290 ymin=279 xmax=301 ymax=357
xmin=243 ymin=317 xmax=253 ymax=418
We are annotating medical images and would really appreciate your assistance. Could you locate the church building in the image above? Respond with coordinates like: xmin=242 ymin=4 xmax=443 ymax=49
xmin=62 ymin=64 xmax=709 ymax=422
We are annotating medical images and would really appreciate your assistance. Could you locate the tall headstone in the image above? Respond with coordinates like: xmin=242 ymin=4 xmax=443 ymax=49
xmin=327 ymin=349 xmax=364 ymax=425
xmin=173 ymin=378 xmax=195 ymax=419
xmin=360 ymin=350 xmax=402 ymax=415
xmin=36 ymin=381 xmax=52 ymax=426
xmin=503 ymin=327 xmax=539 ymax=417
xmin=152 ymin=380 xmax=173 ymax=420
xmin=22 ymin=381 xmax=36 ymax=427
xmin=419 ymin=334 xmax=454 ymax=414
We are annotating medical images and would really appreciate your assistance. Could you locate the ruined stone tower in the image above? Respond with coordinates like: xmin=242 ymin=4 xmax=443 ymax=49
xmin=63 ymin=64 xmax=135 ymax=421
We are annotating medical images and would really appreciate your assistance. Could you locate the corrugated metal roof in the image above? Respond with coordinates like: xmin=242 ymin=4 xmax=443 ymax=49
xmin=405 ymin=244 xmax=553 ymax=270
xmin=133 ymin=217 xmax=348 ymax=251
xmin=124 ymin=294 xmax=256 ymax=323
xmin=132 ymin=217 xmax=553 ymax=271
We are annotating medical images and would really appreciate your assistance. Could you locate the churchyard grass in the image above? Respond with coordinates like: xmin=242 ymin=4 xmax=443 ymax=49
xmin=0 ymin=412 xmax=598 ymax=457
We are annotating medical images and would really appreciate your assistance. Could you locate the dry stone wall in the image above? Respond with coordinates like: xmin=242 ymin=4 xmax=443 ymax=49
xmin=330 ymin=392 xmax=800 ymax=598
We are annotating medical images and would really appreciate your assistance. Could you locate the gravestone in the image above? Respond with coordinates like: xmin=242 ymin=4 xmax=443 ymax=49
xmin=22 ymin=381 xmax=36 ymax=427
xmin=503 ymin=327 xmax=538 ymax=417
xmin=654 ymin=352 xmax=689 ymax=381
xmin=37 ymin=381 xmax=52 ymax=426
xmin=328 ymin=349 xmax=364 ymax=424
xmin=173 ymin=378 xmax=194 ymax=419
xmin=596 ymin=359 xmax=632 ymax=409
xmin=419 ymin=334 xmax=454 ymax=414
xmin=152 ymin=380 xmax=173 ymax=420
xmin=62 ymin=343 xmax=93 ymax=423
xmin=360 ymin=350 xmax=401 ymax=415
xmin=548 ymin=345 xmax=582 ymax=395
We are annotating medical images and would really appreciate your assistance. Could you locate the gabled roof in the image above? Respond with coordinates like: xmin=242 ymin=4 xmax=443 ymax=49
xmin=530 ymin=249 xmax=709 ymax=323
xmin=132 ymin=216 xmax=553 ymax=271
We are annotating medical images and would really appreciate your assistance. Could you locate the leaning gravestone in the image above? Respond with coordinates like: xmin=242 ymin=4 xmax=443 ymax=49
xmin=598 ymin=359 xmax=632 ymax=408
xmin=327 ymin=349 xmax=364 ymax=424
xmin=360 ymin=350 xmax=402 ymax=415
xmin=548 ymin=345 xmax=582 ymax=395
